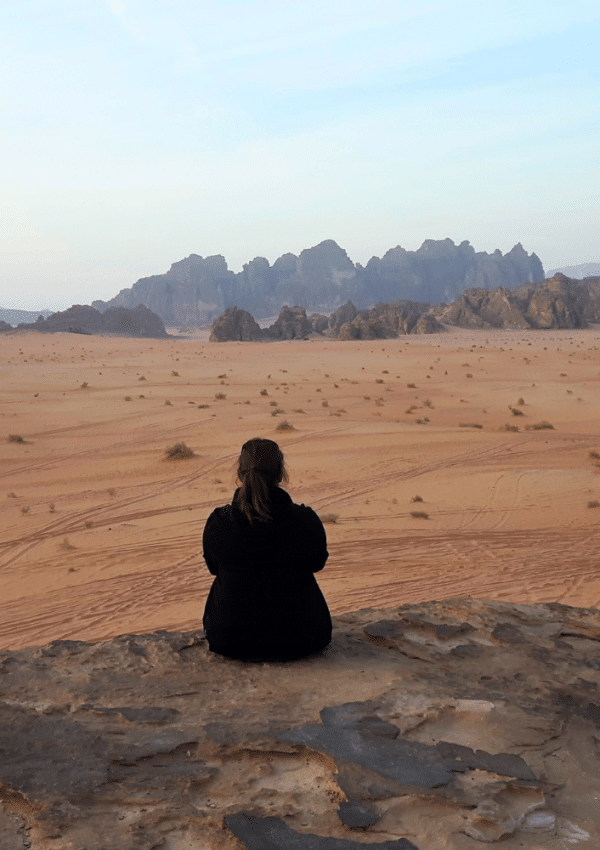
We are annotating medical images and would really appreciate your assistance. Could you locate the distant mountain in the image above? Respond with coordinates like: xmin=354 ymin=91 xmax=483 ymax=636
xmin=545 ymin=262 xmax=600 ymax=280
xmin=209 ymin=273 xmax=600 ymax=340
xmin=92 ymin=238 xmax=544 ymax=326
xmin=0 ymin=308 xmax=53 ymax=327
xmin=7 ymin=304 xmax=167 ymax=338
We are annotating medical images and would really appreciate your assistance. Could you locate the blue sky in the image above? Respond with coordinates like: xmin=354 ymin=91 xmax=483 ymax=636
xmin=1 ymin=0 xmax=599 ymax=311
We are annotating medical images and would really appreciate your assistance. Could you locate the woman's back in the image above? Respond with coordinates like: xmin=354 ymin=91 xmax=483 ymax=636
xmin=202 ymin=439 xmax=332 ymax=662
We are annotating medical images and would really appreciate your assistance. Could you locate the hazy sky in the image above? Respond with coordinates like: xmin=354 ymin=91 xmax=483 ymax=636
xmin=1 ymin=0 xmax=599 ymax=311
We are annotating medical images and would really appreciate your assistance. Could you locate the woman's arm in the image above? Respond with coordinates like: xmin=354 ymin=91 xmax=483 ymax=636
xmin=202 ymin=510 xmax=224 ymax=575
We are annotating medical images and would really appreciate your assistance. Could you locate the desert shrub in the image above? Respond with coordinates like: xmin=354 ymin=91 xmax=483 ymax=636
xmin=525 ymin=421 xmax=554 ymax=431
xmin=269 ymin=400 xmax=277 ymax=406
xmin=164 ymin=442 xmax=195 ymax=460
xmin=503 ymin=424 xmax=519 ymax=432
xmin=517 ymin=397 xmax=525 ymax=405
xmin=215 ymin=393 xmax=226 ymax=400
xmin=80 ymin=382 xmax=89 ymax=389
xmin=6 ymin=492 xmax=17 ymax=498
xmin=364 ymin=396 xmax=371 ymax=400
xmin=320 ymin=513 xmax=339 ymax=523
xmin=589 ymin=451 xmax=600 ymax=460
xmin=375 ymin=378 xmax=384 ymax=384
xmin=275 ymin=419 xmax=294 ymax=431
xmin=411 ymin=510 xmax=429 ymax=519
xmin=171 ymin=370 xmax=179 ymax=376
xmin=138 ymin=375 xmax=146 ymax=381
xmin=416 ymin=417 xmax=429 ymax=424
xmin=321 ymin=400 xmax=329 ymax=407
xmin=407 ymin=383 xmax=416 ymax=388
xmin=260 ymin=389 xmax=268 ymax=395
xmin=405 ymin=406 xmax=417 ymax=414
xmin=84 ymin=520 xmax=93 ymax=528
xmin=411 ymin=495 xmax=423 ymax=502
xmin=7 ymin=435 xmax=25 ymax=443
xmin=124 ymin=396 xmax=132 ymax=401
xmin=459 ymin=422 xmax=483 ymax=429
xmin=509 ymin=406 xmax=524 ymax=416
xmin=60 ymin=537 xmax=75 ymax=550
xmin=48 ymin=502 xmax=56 ymax=512
xmin=271 ymin=408 xmax=285 ymax=416
xmin=107 ymin=488 xmax=116 ymax=496
xmin=587 ymin=500 xmax=600 ymax=509
xmin=465 ymin=373 xmax=473 ymax=378
xmin=198 ymin=404 xmax=209 ymax=408
xmin=292 ymin=408 xmax=305 ymax=413
xmin=164 ymin=399 xmax=172 ymax=406
xmin=21 ymin=505 xmax=29 ymax=514
xmin=423 ymin=399 xmax=434 ymax=408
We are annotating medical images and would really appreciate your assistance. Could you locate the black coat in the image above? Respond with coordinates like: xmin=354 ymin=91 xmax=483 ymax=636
xmin=202 ymin=485 xmax=332 ymax=661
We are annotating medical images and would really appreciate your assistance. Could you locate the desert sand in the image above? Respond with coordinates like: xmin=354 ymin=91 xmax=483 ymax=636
xmin=1 ymin=327 xmax=599 ymax=651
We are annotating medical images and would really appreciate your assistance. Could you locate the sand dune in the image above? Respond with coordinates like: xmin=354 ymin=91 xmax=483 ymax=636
xmin=1 ymin=327 xmax=600 ymax=650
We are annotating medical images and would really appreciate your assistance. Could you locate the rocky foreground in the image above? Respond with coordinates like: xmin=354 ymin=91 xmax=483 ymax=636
xmin=1 ymin=597 xmax=598 ymax=848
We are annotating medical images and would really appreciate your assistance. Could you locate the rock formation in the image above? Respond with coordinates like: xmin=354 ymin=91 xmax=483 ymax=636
xmin=209 ymin=307 xmax=263 ymax=342
xmin=1 ymin=597 xmax=599 ymax=849
xmin=15 ymin=304 xmax=168 ymax=338
xmin=433 ymin=273 xmax=600 ymax=330
xmin=0 ymin=319 xmax=13 ymax=333
xmin=546 ymin=262 xmax=600 ymax=280
xmin=91 ymin=239 xmax=544 ymax=325
xmin=0 ymin=308 xmax=53 ymax=328
xmin=263 ymin=305 xmax=314 ymax=340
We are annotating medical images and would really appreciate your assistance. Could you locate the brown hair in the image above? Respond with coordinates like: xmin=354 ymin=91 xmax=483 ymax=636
xmin=233 ymin=438 xmax=289 ymax=523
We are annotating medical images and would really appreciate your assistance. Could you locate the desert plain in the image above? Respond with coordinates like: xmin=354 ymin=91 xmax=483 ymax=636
xmin=1 ymin=326 xmax=599 ymax=652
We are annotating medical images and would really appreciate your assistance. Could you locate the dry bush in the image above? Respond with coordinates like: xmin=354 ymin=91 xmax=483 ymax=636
xmin=269 ymin=400 xmax=277 ymax=406
xmin=164 ymin=442 xmax=196 ymax=460
xmin=271 ymin=408 xmax=285 ymax=416
xmin=375 ymin=378 xmax=384 ymax=384
xmin=171 ymin=370 xmax=179 ymax=376
xmin=459 ymin=422 xmax=483 ymax=429
xmin=509 ymin=406 xmax=524 ymax=416
xmin=138 ymin=375 xmax=146 ymax=381
xmin=525 ymin=421 xmax=554 ymax=431
xmin=275 ymin=420 xmax=294 ymax=431
xmin=198 ymin=403 xmax=210 ymax=408
xmin=517 ymin=397 xmax=525 ymax=405
xmin=107 ymin=488 xmax=116 ymax=496
xmin=416 ymin=417 xmax=429 ymax=424
xmin=124 ymin=396 xmax=132 ymax=401
xmin=423 ymin=399 xmax=434 ymax=408
xmin=260 ymin=389 xmax=268 ymax=395
xmin=502 ymin=424 xmax=520 ymax=432
xmin=364 ymin=396 xmax=371 ymax=400
xmin=411 ymin=495 xmax=423 ymax=502
xmin=6 ymin=492 xmax=17 ymax=498
xmin=410 ymin=510 xmax=429 ymax=519
xmin=589 ymin=451 xmax=600 ymax=460
xmin=407 ymin=383 xmax=417 ymax=388
xmin=320 ymin=513 xmax=339 ymax=523
xmin=84 ymin=520 xmax=93 ymax=528
xmin=321 ymin=400 xmax=329 ymax=407
xmin=587 ymin=500 xmax=600 ymax=509
xmin=80 ymin=382 xmax=89 ymax=389
xmin=215 ymin=393 xmax=226 ymax=400
xmin=465 ymin=373 xmax=473 ymax=378
xmin=21 ymin=505 xmax=29 ymax=515
xmin=7 ymin=434 xmax=25 ymax=443
xmin=60 ymin=537 xmax=75 ymax=550
xmin=48 ymin=502 xmax=56 ymax=512
xmin=405 ymin=406 xmax=417 ymax=414
xmin=164 ymin=399 xmax=172 ymax=406
xmin=292 ymin=408 xmax=305 ymax=413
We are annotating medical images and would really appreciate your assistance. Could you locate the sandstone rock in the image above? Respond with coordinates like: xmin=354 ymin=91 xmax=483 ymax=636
xmin=15 ymin=304 xmax=168 ymax=338
xmin=263 ymin=305 xmax=313 ymax=340
xmin=209 ymin=306 xmax=263 ymax=341
xmin=92 ymin=239 xmax=544 ymax=325
xmin=1 ymin=597 xmax=599 ymax=849
xmin=309 ymin=313 xmax=329 ymax=334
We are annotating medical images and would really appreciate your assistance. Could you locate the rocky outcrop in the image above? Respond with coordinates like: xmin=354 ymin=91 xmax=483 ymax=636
xmin=546 ymin=262 xmax=600 ymax=279
xmin=209 ymin=306 xmax=263 ymax=341
xmin=263 ymin=305 xmax=314 ymax=340
xmin=0 ymin=308 xmax=53 ymax=327
xmin=433 ymin=274 xmax=600 ymax=330
xmin=1 ymin=597 xmax=599 ymax=848
xmin=92 ymin=239 xmax=544 ymax=325
xmin=16 ymin=304 xmax=168 ymax=338
xmin=0 ymin=319 xmax=13 ymax=332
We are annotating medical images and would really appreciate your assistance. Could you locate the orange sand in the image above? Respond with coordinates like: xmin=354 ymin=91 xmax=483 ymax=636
xmin=1 ymin=327 xmax=599 ymax=651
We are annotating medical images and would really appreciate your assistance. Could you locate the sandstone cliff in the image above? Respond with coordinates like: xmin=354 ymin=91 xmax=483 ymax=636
xmin=16 ymin=304 xmax=168 ymax=338
xmin=433 ymin=273 xmax=600 ymax=330
xmin=92 ymin=239 xmax=544 ymax=326
xmin=1 ymin=597 xmax=598 ymax=848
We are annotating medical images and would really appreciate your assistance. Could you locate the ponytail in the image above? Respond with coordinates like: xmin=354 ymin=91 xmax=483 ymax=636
xmin=233 ymin=438 xmax=289 ymax=523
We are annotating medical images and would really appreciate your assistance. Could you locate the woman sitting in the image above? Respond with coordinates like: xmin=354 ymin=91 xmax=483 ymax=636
xmin=202 ymin=437 xmax=332 ymax=662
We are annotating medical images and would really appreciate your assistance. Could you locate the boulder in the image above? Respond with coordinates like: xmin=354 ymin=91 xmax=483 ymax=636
xmin=209 ymin=306 xmax=263 ymax=341
xmin=263 ymin=305 xmax=313 ymax=340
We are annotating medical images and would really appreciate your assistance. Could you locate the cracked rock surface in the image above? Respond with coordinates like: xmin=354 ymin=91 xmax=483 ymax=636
xmin=1 ymin=596 xmax=599 ymax=849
